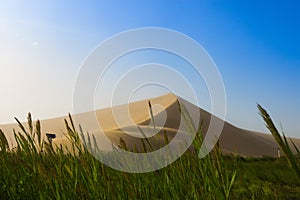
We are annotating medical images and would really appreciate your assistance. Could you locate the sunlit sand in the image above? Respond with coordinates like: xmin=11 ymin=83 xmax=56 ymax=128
xmin=1 ymin=93 xmax=299 ymax=157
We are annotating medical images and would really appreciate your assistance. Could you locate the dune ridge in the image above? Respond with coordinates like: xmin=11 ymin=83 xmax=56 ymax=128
xmin=1 ymin=93 xmax=299 ymax=157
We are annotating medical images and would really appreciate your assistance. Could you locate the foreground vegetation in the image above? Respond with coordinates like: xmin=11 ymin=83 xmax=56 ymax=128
xmin=0 ymin=105 xmax=299 ymax=199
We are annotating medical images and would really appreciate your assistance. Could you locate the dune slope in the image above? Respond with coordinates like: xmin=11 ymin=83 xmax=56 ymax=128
xmin=0 ymin=93 xmax=299 ymax=157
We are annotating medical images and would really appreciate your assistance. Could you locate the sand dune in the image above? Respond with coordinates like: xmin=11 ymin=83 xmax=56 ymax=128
xmin=0 ymin=93 xmax=299 ymax=157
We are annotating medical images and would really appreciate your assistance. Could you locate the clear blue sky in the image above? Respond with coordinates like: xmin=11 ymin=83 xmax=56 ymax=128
xmin=0 ymin=1 xmax=299 ymax=137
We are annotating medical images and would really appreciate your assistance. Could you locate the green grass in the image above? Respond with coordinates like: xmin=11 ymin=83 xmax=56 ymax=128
xmin=232 ymin=156 xmax=300 ymax=199
xmin=0 ymin=113 xmax=237 ymax=199
xmin=0 ymin=105 xmax=299 ymax=199
xmin=258 ymin=104 xmax=300 ymax=181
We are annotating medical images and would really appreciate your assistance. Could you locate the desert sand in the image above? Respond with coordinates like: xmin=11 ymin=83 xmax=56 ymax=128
xmin=0 ymin=93 xmax=299 ymax=157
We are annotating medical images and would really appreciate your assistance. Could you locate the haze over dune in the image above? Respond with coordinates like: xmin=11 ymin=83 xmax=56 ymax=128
xmin=1 ymin=93 xmax=299 ymax=157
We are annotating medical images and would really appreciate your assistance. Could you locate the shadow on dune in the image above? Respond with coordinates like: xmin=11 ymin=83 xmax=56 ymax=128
xmin=1 ymin=93 xmax=299 ymax=157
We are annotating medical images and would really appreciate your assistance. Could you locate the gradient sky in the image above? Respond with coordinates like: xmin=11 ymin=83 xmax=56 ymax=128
xmin=0 ymin=1 xmax=299 ymax=137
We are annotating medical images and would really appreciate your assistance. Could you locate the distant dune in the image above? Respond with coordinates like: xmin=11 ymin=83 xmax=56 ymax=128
xmin=1 ymin=93 xmax=299 ymax=157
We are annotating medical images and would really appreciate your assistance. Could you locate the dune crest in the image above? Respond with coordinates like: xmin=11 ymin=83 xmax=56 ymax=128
xmin=1 ymin=93 xmax=299 ymax=157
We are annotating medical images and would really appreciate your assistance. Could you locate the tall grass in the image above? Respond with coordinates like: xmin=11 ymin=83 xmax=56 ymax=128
xmin=0 ymin=105 xmax=237 ymax=199
xmin=258 ymin=104 xmax=300 ymax=182
xmin=1 ymin=103 xmax=299 ymax=199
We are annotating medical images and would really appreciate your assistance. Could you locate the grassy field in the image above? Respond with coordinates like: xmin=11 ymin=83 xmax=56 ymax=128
xmin=0 ymin=106 xmax=299 ymax=199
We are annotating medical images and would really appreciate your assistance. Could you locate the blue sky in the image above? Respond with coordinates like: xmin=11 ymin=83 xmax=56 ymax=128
xmin=0 ymin=1 xmax=299 ymax=137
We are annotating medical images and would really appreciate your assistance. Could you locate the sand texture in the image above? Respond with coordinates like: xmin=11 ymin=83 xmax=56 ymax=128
xmin=1 ymin=93 xmax=299 ymax=157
